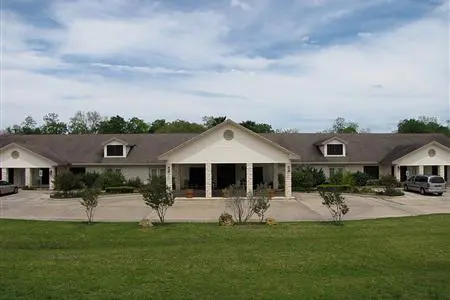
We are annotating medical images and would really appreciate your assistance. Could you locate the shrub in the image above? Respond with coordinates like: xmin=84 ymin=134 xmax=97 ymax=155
xmin=140 ymin=175 xmax=175 ymax=224
xmin=80 ymin=188 xmax=100 ymax=224
xmin=292 ymin=167 xmax=326 ymax=192
xmin=352 ymin=186 xmax=375 ymax=194
xmin=352 ymin=171 xmax=370 ymax=186
xmin=127 ymin=177 xmax=143 ymax=188
xmin=317 ymin=184 xmax=351 ymax=193
xmin=379 ymin=175 xmax=400 ymax=195
xmin=266 ymin=217 xmax=277 ymax=226
xmin=105 ymin=186 xmax=135 ymax=194
xmin=218 ymin=212 xmax=234 ymax=226
xmin=50 ymin=191 xmax=84 ymax=199
xmin=319 ymin=190 xmax=350 ymax=224
xmin=328 ymin=171 xmax=344 ymax=185
xmin=366 ymin=179 xmax=381 ymax=186
xmin=342 ymin=171 xmax=356 ymax=186
xmin=53 ymin=171 xmax=83 ymax=193
xmin=223 ymin=185 xmax=255 ymax=224
xmin=82 ymin=172 xmax=102 ymax=189
xmin=101 ymin=169 xmax=125 ymax=188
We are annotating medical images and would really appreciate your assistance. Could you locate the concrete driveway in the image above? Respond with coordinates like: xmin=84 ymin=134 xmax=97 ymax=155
xmin=1 ymin=190 xmax=449 ymax=222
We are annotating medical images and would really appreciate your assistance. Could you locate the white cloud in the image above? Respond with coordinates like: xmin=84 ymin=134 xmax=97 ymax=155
xmin=1 ymin=0 xmax=449 ymax=132
xmin=231 ymin=0 xmax=251 ymax=11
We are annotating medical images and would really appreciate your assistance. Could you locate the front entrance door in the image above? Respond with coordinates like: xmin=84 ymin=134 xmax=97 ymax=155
xmin=253 ymin=166 xmax=264 ymax=188
xmin=41 ymin=168 xmax=50 ymax=185
xmin=8 ymin=169 xmax=14 ymax=184
xmin=400 ymin=166 xmax=408 ymax=182
xmin=189 ymin=167 xmax=205 ymax=189
xmin=431 ymin=166 xmax=438 ymax=176
xmin=217 ymin=164 xmax=236 ymax=189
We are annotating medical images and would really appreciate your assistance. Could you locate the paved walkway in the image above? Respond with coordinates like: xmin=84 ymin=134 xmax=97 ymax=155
xmin=0 ymin=191 xmax=449 ymax=222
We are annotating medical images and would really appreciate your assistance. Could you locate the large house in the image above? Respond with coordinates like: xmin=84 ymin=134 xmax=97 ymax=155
xmin=1 ymin=119 xmax=449 ymax=198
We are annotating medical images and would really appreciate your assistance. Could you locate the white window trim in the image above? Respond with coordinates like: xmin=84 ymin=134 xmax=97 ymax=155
xmin=324 ymin=143 xmax=346 ymax=157
xmin=104 ymin=144 xmax=127 ymax=158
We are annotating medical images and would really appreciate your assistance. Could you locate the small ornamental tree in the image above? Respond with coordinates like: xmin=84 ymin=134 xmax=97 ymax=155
xmin=140 ymin=176 xmax=175 ymax=224
xmin=319 ymin=190 xmax=349 ymax=224
xmin=80 ymin=188 xmax=100 ymax=224
xmin=223 ymin=185 xmax=256 ymax=224
xmin=253 ymin=185 xmax=271 ymax=223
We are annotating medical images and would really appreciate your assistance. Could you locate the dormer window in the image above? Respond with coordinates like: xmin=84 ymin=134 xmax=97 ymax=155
xmin=106 ymin=145 xmax=124 ymax=157
xmin=326 ymin=144 xmax=344 ymax=156
xmin=102 ymin=137 xmax=129 ymax=158
xmin=315 ymin=136 xmax=347 ymax=157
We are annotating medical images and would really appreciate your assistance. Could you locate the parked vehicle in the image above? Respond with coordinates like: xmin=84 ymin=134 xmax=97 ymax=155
xmin=0 ymin=181 xmax=19 ymax=195
xmin=403 ymin=175 xmax=446 ymax=196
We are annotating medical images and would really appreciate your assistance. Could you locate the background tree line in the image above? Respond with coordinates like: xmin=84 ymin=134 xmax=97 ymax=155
xmin=3 ymin=111 xmax=449 ymax=136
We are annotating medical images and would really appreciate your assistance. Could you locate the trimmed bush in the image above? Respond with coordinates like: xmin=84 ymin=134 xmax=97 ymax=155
xmin=328 ymin=171 xmax=344 ymax=185
xmin=101 ymin=169 xmax=125 ymax=188
xmin=366 ymin=179 xmax=381 ymax=186
xmin=317 ymin=184 xmax=351 ymax=193
xmin=292 ymin=166 xmax=326 ymax=192
xmin=352 ymin=171 xmax=370 ymax=186
xmin=53 ymin=171 xmax=83 ymax=193
xmin=82 ymin=172 xmax=102 ymax=188
xmin=342 ymin=171 xmax=356 ymax=186
xmin=127 ymin=177 xmax=143 ymax=188
xmin=105 ymin=186 xmax=135 ymax=194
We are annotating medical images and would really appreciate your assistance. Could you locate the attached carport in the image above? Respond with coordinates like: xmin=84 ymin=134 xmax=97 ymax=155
xmin=0 ymin=143 xmax=57 ymax=189
xmin=391 ymin=141 xmax=450 ymax=182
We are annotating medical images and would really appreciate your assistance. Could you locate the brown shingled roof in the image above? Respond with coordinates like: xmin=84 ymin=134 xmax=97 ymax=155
xmin=1 ymin=132 xmax=449 ymax=165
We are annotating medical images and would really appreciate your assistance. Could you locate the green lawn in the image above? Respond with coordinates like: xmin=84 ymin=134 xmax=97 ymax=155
xmin=1 ymin=216 xmax=450 ymax=300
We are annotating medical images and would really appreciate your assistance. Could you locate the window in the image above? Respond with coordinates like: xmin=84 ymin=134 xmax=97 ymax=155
xmin=106 ymin=145 xmax=124 ymax=157
xmin=329 ymin=167 xmax=344 ymax=177
xmin=430 ymin=176 xmax=445 ymax=183
xmin=363 ymin=166 xmax=379 ymax=179
xmin=326 ymin=144 xmax=344 ymax=156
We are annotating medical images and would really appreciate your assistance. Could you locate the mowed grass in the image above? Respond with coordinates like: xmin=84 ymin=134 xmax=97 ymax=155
xmin=1 ymin=216 xmax=450 ymax=300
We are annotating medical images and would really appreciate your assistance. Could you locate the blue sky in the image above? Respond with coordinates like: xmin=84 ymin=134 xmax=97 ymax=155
xmin=1 ymin=0 xmax=449 ymax=132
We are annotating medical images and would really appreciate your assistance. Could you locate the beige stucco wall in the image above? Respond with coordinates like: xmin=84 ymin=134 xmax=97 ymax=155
xmin=294 ymin=164 xmax=364 ymax=178
xmin=166 ymin=124 xmax=291 ymax=164
xmin=85 ymin=166 xmax=164 ymax=182
xmin=394 ymin=143 xmax=450 ymax=166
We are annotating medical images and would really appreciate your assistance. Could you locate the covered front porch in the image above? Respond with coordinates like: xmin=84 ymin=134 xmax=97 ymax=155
xmin=0 ymin=167 xmax=56 ymax=189
xmin=158 ymin=119 xmax=299 ymax=199
xmin=392 ymin=141 xmax=450 ymax=183
xmin=168 ymin=163 xmax=291 ymax=198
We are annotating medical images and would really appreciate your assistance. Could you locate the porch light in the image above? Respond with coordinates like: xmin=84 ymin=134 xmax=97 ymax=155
xmin=167 ymin=166 xmax=171 ymax=173
xmin=287 ymin=165 xmax=291 ymax=173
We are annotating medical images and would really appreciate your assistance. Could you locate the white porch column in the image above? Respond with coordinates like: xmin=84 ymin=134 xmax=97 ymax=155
xmin=439 ymin=165 xmax=445 ymax=178
xmin=25 ymin=168 xmax=32 ymax=187
xmin=205 ymin=163 xmax=212 ymax=198
xmin=165 ymin=163 xmax=172 ymax=190
xmin=49 ymin=167 xmax=56 ymax=190
xmin=174 ymin=164 xmax=181 ymax=191
xmin=1 ymin=168 xmax=8 ymax=182
xmin=246 ymin=163 xmax=253 ymax=196
xmin=285 ymin=162 xmax=292 ymax=198
xmin=273 ymin=163 xmax=279 ymax=190
xmin=394 ymin=165 xmax=400 ymax=181
xmin=418 ymin=165 xmax=424 ymax=175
